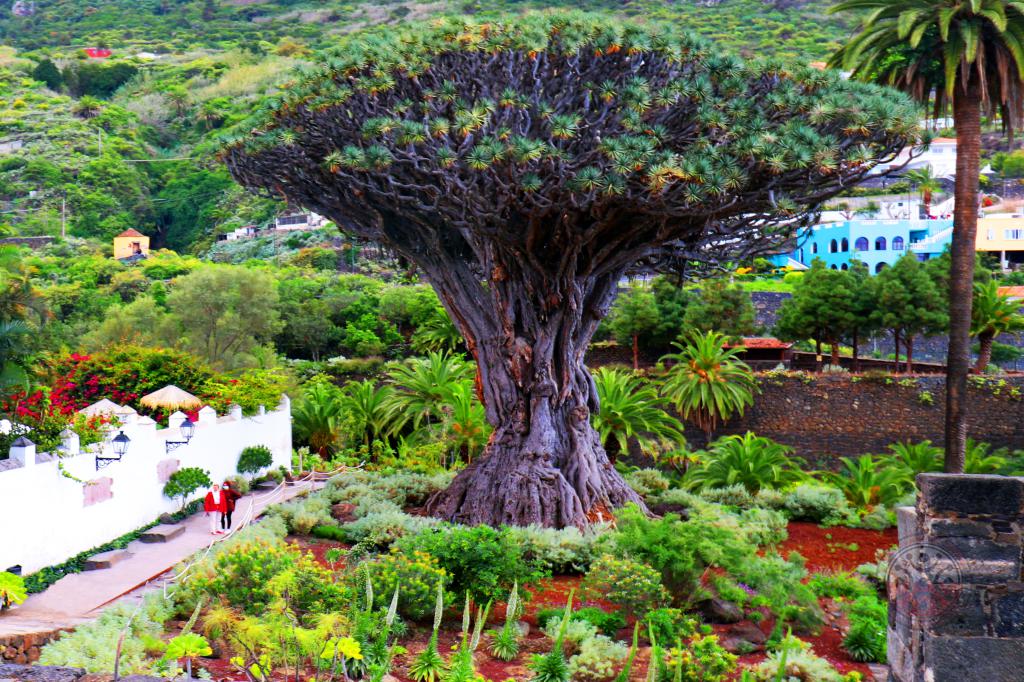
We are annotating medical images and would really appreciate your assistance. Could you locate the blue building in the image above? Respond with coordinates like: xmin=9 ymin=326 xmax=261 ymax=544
xmin=774 ymin=219 xmax=954 ymax=273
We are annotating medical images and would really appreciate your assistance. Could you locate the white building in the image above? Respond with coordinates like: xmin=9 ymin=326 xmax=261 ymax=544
xmin=883 ymin=137 xmax=958 ymax=178
xmin=0 ymin=397 xmax=291 ymax=573
xmin=274 ymin=211 xmax=327 ymax=232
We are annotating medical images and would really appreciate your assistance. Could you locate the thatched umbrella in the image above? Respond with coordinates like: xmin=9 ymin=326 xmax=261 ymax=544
xmin=79 ymin=398 xmax=123 ymax=416
xmin=139 ymin=385 xmax=202 ymax=411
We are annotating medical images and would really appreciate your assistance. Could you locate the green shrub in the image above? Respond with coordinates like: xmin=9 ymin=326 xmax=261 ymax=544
xmin=163 ymin=467 xmax=211 ymax=510
xmin=509 ymin=524 xmax=605 ymax=574
xmin=581 ymin=554 xmax=669 ymax=617
xmin=685 ymin=432 xmax=803 ymax=493
xmin=642 ymin=608 xmax=695 ymax=647
xmin=808 ymin=572 xmax=874 ymax=601
xmin=699 ymin=484 xmax=756 ymax=508
xmin=569 ymin=634 xmax=629 ymax=681
xmin=624 ymin=468 xmax=671 ymax=498
xmin=396 ymin=524 xmax=547 ymax=605
xmin=753 ymin=487 xmax=787 ymax=509
xmin=842 ymin=595 xmax=887 ymax=663
xmin=0 ymin=572 xmax=27 ymax=609
xmin=342 ymin=510 xmax=443 ymax=547
xmin=657 ymin=631 xmax=736 ymax=682
xmin=735 ymin=507 xmax=788 ymax=546
xmin=751 ymin=635 xmax=853 ymax=681
xmin=782 ymin=484 xmax=856 ymax=524
xmin=237 ymin=444 xmax=273 ymax=475
xmin=361 ymin=549 xmax=448 ymax=621
xmin=542 ymin=614 xmax=599 ymax=650
xmin=39 ymin=594 xmax=173 ymax=673
xmin=572 ymin=607 xmax=627 ymax=637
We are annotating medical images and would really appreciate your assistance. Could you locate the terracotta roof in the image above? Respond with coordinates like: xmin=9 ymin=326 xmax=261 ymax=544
xmin=725 ymin=337 xmax=794 ymax=350
xmin=931 ymin=137 xmax=957 ymax=144
xmin=998 ymin=286 xmax=1024 ymax=299
xmin=115 ymin=228 xmax=146 ymax=238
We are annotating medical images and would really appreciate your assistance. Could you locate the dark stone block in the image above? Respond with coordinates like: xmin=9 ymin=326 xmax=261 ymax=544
xmin=927 ymin=518 xmax=994 ymax=539
xmin=933 ymin=536 xmax=1020 ymax=583
xmin=994 ymin=590 xmax=1024 ymax=637
xmin=918 ymin=474 xmax=1024 ymax=517
xmin=924 ymin=636 xmax=1024 ymax=682
xmin=927 ymin=585 xmax=988 ymax=637
xmin=0 ymin=665 xmax=85 ymax=682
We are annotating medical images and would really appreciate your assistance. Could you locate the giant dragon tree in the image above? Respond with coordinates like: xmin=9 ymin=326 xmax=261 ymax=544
xmin=224 ymin=13 xmax=917 ymax=528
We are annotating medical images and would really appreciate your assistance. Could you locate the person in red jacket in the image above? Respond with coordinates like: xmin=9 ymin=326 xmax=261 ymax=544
xmin=203 ymin=484 xmax=226 ymax=535
xmin=221 ymin=480 xmax=242 ymax=531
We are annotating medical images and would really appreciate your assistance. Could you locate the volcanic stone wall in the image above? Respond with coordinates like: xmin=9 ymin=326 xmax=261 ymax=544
xmin=682 ymin=374 xmax=1024 ymax=464
xmin=889 ymin=474 xmax=1024 ymax=682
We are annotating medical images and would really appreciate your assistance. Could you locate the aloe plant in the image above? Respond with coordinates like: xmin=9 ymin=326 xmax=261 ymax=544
xmin=488 ymin=582 xmax=522 ymax=661
xmin=409 ymin=582 xmax=446 ymax=682
xmin=529 ymin=590 xmax=574 ymax=682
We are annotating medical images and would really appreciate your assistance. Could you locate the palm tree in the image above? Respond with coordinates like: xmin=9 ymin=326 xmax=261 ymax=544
xmin=340 ymin=379 xmax=405 ymax=449
xmin=830 ymin=0 xmax=1024 ymax=473
xmin=386 ymin=351 xmax=473 ymax=430
xmin=0 ymin=321 xmax=31 ymax=392
xmin=292 ymin=381 xmax=346 ymax=455
xmin=904 ymin=167 xmax=943 ymax=217
xmin=971 ymin=280 xmax=1024 ymax=372
xmin=590 ymin=367 xmax=686 ymax=462
xmin=684 ymin=432 xmax=805 ymax=494
xmin=659 ymin=330 xmax=758 ymax=443
xmin=438 ymin=380 xmax=491 ymax=463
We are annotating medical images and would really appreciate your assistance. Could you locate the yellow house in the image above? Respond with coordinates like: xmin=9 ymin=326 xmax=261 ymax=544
xmin=113 ymin=228 xmax=150 ymax=260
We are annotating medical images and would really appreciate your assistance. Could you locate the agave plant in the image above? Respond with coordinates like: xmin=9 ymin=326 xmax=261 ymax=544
xmin=591 ymin=367 xmax=686 ymax=461
xmin=409 ymin=582 xmax=447 ymax=682
xmin=660 ymin=330 xmax=758 ymax=441
xmin=826 ymin=455 xmax=905 ymax=510
xmin=684 ymin=432 xmax=804 ymax=494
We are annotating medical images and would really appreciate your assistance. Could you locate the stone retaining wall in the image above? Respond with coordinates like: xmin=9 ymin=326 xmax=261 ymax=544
xmin=684 ymin=374 xmax=1024 ymax=463
xmin=0 ymin=631 xmax=66 ymax=666
xmin=889 ymin=473 xmax=1024 ymax=681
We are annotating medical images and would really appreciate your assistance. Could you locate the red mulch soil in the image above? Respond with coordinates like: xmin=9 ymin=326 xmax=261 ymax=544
xmin=197 ymin=523 xmax=894 ymax=682
xmin=780 ymin=521 xmax=898 ymax=573
xmin=286 ymin=535 xmax=351 ymax=569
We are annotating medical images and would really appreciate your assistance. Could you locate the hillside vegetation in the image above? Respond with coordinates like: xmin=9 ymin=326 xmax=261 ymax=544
xmin=0 ymin=0 xmax=851 ymax=252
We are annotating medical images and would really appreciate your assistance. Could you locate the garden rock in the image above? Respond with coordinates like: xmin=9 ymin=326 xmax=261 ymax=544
xmin=0 ymin=664 xmax=84 ymax=682
xmin=696 ymin=597 xmax=743 ymax=624
xmin=719 ymin=622 xmax=767 ymax=653
xmin=331 ymin=502 xmax=357 ymax=523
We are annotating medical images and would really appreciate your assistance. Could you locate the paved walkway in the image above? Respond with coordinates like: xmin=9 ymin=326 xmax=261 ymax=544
xmin=0 ymin=479 xmax=320 ymax=637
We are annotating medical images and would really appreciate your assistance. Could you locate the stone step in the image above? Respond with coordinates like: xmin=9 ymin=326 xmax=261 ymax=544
xmin=82 ymin=549 xmax=132 ymax=571
xmin=138 ymin=524 xmax=185 ymax=544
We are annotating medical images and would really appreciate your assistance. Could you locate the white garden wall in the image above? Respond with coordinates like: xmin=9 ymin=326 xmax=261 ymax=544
xmin=0 ymin=398 xmax=292 ymax=574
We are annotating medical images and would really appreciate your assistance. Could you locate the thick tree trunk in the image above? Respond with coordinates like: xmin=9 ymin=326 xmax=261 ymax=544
xmin=945 ymin=80 xmax=982 ymax=474
xmin=830 ymin=340 xmax=839 ymax=367
xmin=420 ymin=255 xmax=646 ymax=528
xmin=975 ymin=332 xmax=994 ymax=373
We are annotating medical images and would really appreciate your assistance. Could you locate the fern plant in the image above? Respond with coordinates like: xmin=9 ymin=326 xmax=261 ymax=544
xmin=409 ymin=581 xmax=447 ymax=682
xmin=488 ymin=582 xmax=522 ymax=661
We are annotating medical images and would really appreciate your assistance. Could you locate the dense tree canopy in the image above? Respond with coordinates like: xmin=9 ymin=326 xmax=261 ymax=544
xmin=225 ymin=12 xmax=918 ymax=528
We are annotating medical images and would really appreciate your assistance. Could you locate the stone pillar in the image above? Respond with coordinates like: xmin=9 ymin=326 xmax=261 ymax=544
xmin=228 ymin=404 xmax=243 ymax=421
xmin=196 ymin=405 xmax=217 ymax=426
xmin=58 ymin=428 xmax=80 ymax=457
xmin=167 ymin=411 xmax=188 ymax=430
xmin=889 ymin=474 xmax=1024 ymax=682
xmin=9 ymin=437 xmax=35 ymax=467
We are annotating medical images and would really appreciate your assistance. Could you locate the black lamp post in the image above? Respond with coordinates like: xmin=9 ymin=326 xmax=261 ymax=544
xmin=165 ymin=418 xmax=196 ymax=453
xmin=96 ymin=430 xmax=130 ymax=470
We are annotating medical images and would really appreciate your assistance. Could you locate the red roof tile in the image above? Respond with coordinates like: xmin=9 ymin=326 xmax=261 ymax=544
xmin=998 ymin=286 xmax=1024 ymax=299
xmin=725 ymin=337 xmax=794 ymax=350
xmin=115 ymin=228 xmax=146 ymax=238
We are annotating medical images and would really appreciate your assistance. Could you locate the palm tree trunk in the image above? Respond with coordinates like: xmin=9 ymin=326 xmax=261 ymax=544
xmin=945 ymin=79 xmax=982 ymax=474
xmin=975 ymin=332 xmax=994 ymax=373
